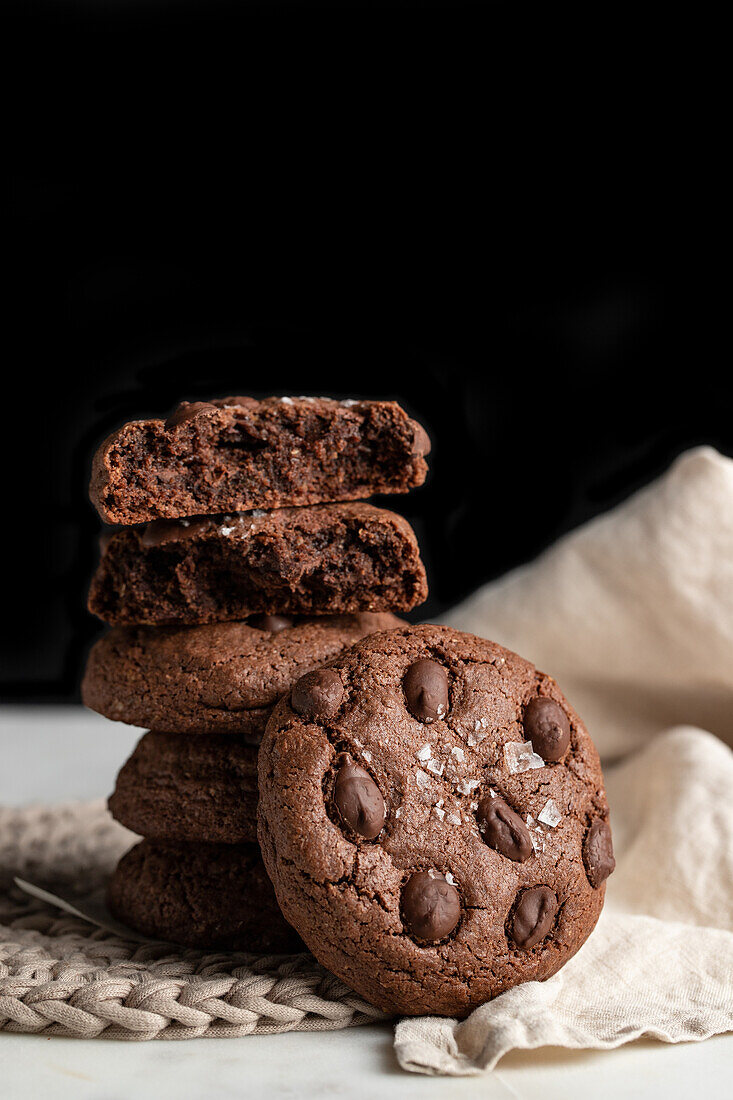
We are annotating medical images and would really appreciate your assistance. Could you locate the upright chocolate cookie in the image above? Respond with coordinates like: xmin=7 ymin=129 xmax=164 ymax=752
xmin=90 ymin=396 xmax=429 ymax=525
xmin=109 ymin=731 xmax=259 ymax=843
xmin=82 ymin=612 xmax=402 ymax=739
xmin=258 ymin=624 xmax=613 ymax=1017
xmin=107 ymin=840 xmax=302 ymax=953
xmin=89 ymin=503 xmax=427 ymax=625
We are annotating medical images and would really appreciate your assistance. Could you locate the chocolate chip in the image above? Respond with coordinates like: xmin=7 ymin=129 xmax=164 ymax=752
xmin=524 ymin=697 xmax=571 ymax=761
xmin=583 ymin=818 xmax=615 ymax=888
xmin=211 ymin=396 xmax=258 ymax=408
xmin=140 ymin=518 xmax=210 ymax=548
xmin=402 ymin=871 xmax=461 ymax=943
xmin=510 ymin=886 xmax=558 ymax=948
xmin=333 ymin=758 xmax=385 ymax=839
xmin=250 ymin=614 xmax=293 ymax=634
xmin=165 ymin=401 xmax=216 ymax=429
xmin=403 ymin=659 xmax=449 ymax=723
xmin=291 ymin=668 xmax=344 ymax=722
xmin=477 ymin=794 xmax=532 ymax=862
xmin=410 ymin=421 xmax=432 ymax=457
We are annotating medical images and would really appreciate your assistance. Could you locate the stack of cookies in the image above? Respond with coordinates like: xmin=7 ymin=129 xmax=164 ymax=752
xmin=82 ymin=396 xmax=430 ymax=951
xmin=82 ymin=392 xmax=615 ymax=1019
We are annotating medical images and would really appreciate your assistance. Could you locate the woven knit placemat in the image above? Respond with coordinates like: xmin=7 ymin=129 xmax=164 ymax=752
xmin=0 ymin=801 xmax=387 ymax=1040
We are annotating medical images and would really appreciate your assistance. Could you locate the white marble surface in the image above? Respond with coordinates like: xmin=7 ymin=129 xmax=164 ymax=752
xmin=1 ymin=706 xmax=731 ymax=1099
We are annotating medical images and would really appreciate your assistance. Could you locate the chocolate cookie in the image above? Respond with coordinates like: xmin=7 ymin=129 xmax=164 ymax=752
xmin=82 ymin=612 xmax=402 ymax=739
xmin=258 ymin=624 xmax=614 ymax=1018
xmin=109 ymin=731 xmax=259 ymax=844
xmin=89 ymin=503 xmax=427 ymax=626
xmin=90 ymin=396 xmax=430 ymax=525
xmin=107 ymin=840 xmax=302 ymax=953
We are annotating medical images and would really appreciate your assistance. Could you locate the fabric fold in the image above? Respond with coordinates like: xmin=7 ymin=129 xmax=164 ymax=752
xmin=398 ymin=447 xmax=733 ymax=1074
xmin=395 ymin=728 xmax=733 ymax=1075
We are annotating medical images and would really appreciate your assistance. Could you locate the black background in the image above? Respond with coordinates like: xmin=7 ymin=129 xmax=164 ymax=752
xmin=3 ymin=3 xmax=725 ymax=701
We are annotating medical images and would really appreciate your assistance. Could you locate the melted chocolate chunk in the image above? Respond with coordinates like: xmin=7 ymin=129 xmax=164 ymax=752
xmin=583 ymin=818 xmax=615 ymax=888
xmin=333 ymin=758 xmax=385 ymax=839
xmin=211 ymin=396 xmax=259 ymax=409
xmin=403 ymin=659 xmax=449 ymax=723
xmin=411 ymin=422 xmax=432 ymax=457
xmin=139 ymin=518 xmax=210 ymax=548
xmin=524 ymin=696 xmax=571 ymax=761
xmin=402 ymin=871 xmax=461 ymax=943
xmin=165 ymin=401 xmax=216 ymax=429
xmin=250 ymin=614 xmax=293 ymax=633
xmin=291 ymin=668 xmax=344 ymax=722
xmin=477 ymin=794 xmax=533 ymax=862
xmin=511 ymin=886 xmax=558 ymax=948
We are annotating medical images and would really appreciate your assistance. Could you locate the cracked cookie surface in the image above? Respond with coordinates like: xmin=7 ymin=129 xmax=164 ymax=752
xmin=258 ymin=624 xmax=614 ymax=1017
xmin=108 ymin=839 xmax=302 ymax=953
xmin=82 ymin=611 xmax=402 ymax=739
xmin=109 ymin=731 xmax=260 ymax=844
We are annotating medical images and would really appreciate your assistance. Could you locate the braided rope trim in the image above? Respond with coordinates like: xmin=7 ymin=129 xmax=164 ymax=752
xmin=0 ymin=803 xmax=388 ymax=1040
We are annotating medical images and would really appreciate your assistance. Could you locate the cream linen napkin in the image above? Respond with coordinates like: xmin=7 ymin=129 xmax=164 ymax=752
xmin=395 ymin=447 xmax=733 ymax=1075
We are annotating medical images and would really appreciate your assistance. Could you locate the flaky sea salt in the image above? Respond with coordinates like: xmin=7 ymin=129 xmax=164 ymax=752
xmin=538 ymin=799 xmax=562 ymax=828
xmin=450 ymin=747 xmax=465 ymax=762
xmin=416 ymin=769 xmax=430 ymax=791
xmin=467 ymin=717 xmax=491 ymax=747
xmin=504 ymin=740 xmax=544 ymax=774
xmin=531 ymin=832 xmax=545 ymax=854
xmin=526 ymin=813 xmax=536 ymax=827
xmin=341 ymin=398 xmax=360 ymax=406
xmin=362 ymin=750 xmax=372 ymax=763
xmin=456 ymin=778 xmax=480 ymax=796
xmin=220 ymin=525 xmax=236 ymax=537
xmin=427 ymin=758 xmax=444 ymax=777
xmin=433 ymin=805 xmax=446 ymax=821
xmin=446 ymin=812 xmax=461 ymax=826
xmin=280 ymin=396 xmax=294 ymax=404
xmin=444 ymin=871 xmax=456 ymax=886
xmin=416 ymin=744 xmax=432 ymax=762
